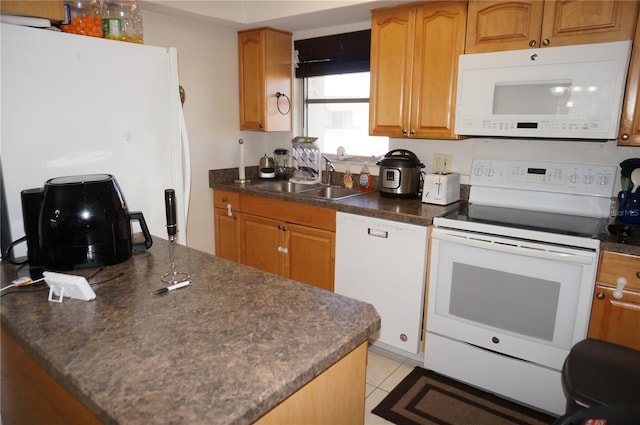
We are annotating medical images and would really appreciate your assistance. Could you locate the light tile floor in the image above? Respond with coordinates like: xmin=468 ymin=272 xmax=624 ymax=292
xmin=364 ymin=346 xmax=422 ymax=425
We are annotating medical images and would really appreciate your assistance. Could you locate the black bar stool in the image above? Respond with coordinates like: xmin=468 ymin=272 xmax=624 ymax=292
xmin=555 ymin=338 xmax=640 ymax=424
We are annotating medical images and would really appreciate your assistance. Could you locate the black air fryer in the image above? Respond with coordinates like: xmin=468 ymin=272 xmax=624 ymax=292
xmin=39 ymin=174 xmax=152 ymax=271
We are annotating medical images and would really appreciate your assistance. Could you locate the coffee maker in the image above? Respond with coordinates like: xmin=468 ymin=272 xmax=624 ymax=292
xmin=273 ymin=148 xmax=289 ymax=180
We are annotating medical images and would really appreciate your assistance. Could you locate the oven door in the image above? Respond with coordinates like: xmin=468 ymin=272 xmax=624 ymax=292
xmin=427 ymin=227 xmax=598 ymax=371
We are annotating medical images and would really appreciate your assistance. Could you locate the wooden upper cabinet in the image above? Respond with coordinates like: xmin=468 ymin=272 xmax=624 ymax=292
xmin=1 ymin=1 xmax=65 ymax=22
xmin=238 ymin=27 xmax=292 ymax=131
xmin=369 ymin=4 xmax=415 ymax=137
xmin=369 ymin=1 xmax=467 ymax=139
xmin=466 ymin=0 xmax=639 ymax=53
xmin=619 ymin=9 xmax=640 ymax=146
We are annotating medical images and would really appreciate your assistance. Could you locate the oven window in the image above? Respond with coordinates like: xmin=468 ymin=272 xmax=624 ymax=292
xmin=449 ymin=263 xmax=561 ymax=341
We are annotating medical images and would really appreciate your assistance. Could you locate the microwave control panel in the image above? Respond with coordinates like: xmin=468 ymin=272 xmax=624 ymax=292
xmin=470 ymin=159 xmax=616 ymax=197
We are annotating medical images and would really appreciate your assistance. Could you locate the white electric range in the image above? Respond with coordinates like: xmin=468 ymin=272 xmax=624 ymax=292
xmin=425 ymin=159 xmax=616 ymax=415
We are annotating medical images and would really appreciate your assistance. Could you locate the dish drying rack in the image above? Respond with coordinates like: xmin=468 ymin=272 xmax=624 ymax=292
xmin=289 ymin=137 xmax=321 ymax=184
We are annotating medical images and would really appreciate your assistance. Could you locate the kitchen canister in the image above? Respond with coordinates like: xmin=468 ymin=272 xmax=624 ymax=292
xmin=102 ymin=0 xmax=143 ymax=43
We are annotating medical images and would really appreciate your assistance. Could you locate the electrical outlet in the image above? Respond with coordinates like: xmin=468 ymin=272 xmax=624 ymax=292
xmin=433 ymin=153 xmax=453 ymax=173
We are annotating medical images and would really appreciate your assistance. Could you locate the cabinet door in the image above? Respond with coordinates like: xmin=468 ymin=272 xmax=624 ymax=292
xmin=238 ymin=30 xmax=266 ymax=131
xmin=465 ymin=0 xmax=544 ymax=53
xmin=541 ymin=0 xmax=639 ymax=48
xmin=286 ymin=223 xmax=335 ymax=292
xmin=240 ymin=214 xmax=282 ymax=275
xmin=411 ymin=1 xmax=466 ymax=139
xmin=588 ymin=286 xmax=640 ymax=351
xmin=619 ymin=9 xmax=640 ymax=146
xmin=214 ymin=208 xmax=241 ymax=262
xmin=369 ymin=5 xmax=415 ymax=137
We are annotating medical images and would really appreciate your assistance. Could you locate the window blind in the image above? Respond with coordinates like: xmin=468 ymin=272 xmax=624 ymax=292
xmin=294 ymin=29 xmax=371 ymax=78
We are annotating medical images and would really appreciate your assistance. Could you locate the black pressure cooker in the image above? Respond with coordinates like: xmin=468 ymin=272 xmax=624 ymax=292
xmin=376 ymin=149 xmax=425 ymax=198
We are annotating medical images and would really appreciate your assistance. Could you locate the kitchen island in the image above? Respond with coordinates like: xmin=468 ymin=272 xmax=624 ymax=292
xmin=1 ymin=241 xmax=380 ymax=424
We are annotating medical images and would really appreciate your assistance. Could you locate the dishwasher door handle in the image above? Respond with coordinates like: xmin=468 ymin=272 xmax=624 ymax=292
xmin=368 ymin=228 xmax=388 ymax=238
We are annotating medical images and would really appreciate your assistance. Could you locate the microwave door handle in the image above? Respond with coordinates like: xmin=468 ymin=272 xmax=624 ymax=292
xmin=432 ymin=232 xmax=594 ymax=266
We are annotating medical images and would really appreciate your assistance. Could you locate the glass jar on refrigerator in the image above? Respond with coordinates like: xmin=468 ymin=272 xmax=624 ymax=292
xmin=61 ymin=0 xmax=103 ymax=37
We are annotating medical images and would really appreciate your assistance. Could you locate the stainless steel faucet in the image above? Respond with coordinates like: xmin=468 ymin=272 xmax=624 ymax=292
xmin=322 ymin=155 xmax=335 ymax=185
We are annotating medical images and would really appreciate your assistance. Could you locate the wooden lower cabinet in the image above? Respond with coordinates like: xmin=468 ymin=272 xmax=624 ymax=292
xmin=286 ymin=223 xmax=335 ymax=292
xmin=214 ymin=207 xmax=241 ymax=262
xmin=1 ymin=329 xmax=102 ymax=425
xmin=214 ymin=190 xmax=241 ymax=262
xmin=214 ymin=190 xmax=336 ymax=292
xmin=588 ymin=251 xmax=640 ymax=351
xmin=240 ymin=214 xmax=283 ymax=275
xmin=3 ymin=327 xmax=368 ymax=425
xmin=255 ymin=342 xmax=367 ymax=425
xmin=240 ymin=215 xmax=335 ymax=292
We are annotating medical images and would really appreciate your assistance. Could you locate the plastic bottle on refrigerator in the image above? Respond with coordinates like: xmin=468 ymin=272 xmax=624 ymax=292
xmin=102 ymin=0 xmax=143 ymax=43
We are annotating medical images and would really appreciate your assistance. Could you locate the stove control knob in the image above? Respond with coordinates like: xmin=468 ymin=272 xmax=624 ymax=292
xmin=474 ymin=167 xmax=483 ymax=176
xmin=584 ymin=174 xmax=593 ymax=185
xmin=487 ymin=168 xmax=494 ymax=177
xmin=598 ymin=175 xmax=609 ymax=185
xmin=569 ymin=173 xmax=579 ymax=184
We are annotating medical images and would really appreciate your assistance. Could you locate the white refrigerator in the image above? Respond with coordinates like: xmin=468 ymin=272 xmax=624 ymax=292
xmin=1 ymin=22 xmax=191 ymax=257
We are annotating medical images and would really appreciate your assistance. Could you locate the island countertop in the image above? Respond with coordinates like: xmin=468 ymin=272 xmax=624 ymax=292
xmin=0 ymin=241 xmax=380 ymax=424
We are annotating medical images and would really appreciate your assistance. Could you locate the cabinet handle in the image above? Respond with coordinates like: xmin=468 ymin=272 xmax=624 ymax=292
xmin=613 ymin=277 xmax=627 ymax=300
xmin=529 ymin=40 xmax=537 ymax=47
xmin=621 ymin=134 xmax=630 ymax=141
xmin=277 ymin=246 xmax=289 ymax=254
xmin=542 ymin=38 xmax=550 ymax=46
xmin=637 ymin=271 xmax=640 ymax=279
xmin=221 ymin=197 xmax=227 ymax=202
xmin=227 ymin=204 xmax=232 ymax=217
xmin=410 ymin=129 xmax=416 ymax=135
xmin=402 ymin=128 xmax=408 ymax=134
xmin=259 ymin=123 xmax=264 ymax=129
xmin=596 ymin=292 xmax=606 ymax=300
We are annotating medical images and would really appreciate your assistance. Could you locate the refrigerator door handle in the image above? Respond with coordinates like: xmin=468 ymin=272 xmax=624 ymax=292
xmin=179 ymin=106 xmax=191 ymax=234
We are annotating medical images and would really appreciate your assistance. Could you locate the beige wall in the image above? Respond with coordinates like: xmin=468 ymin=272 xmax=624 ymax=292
xmin=143 ymin=11 xmax=243 ymax=254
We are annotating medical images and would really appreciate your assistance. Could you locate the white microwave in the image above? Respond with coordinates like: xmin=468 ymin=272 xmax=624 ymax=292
xmin=454 ymin=41 xmax=632 ymax=140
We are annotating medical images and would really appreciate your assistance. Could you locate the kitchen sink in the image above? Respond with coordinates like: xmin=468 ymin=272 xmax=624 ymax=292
xmin=253 ymin=181 xmax=316 ymax=193
xmin=253 ymin=181 xmax=367 ymax=200
xmin=297 ymin=185 xmax=366 ymax=200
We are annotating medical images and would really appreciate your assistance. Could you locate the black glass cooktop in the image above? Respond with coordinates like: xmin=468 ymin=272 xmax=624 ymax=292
xmin=442 ymin=203 xmax=609 ymax=240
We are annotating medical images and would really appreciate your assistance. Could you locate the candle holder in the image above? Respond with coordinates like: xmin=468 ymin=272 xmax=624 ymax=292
xmin=161 ymin=189 xmax=190 ymax=284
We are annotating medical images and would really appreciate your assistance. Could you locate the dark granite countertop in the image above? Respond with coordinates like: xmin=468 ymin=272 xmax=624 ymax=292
xmin=209 ymin=167 xmax=640 ymax=257
xmin=0 ymin=241 xmax=380 ymax=425
xmin=209 ymin=167 xmax=466 ymax=227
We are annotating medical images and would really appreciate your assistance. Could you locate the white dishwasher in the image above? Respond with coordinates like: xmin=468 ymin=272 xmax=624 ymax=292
xmin=335 ymin=212 xmax=428 ymax=358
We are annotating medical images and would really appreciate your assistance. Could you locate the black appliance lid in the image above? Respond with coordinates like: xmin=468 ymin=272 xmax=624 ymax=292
xmin=377 ymin=149 xmax=424 ymax=168
xmin=445 ymin=203 xmax=608 ymax=240
xmin=47 ymin=174 xmax=112 ymax=185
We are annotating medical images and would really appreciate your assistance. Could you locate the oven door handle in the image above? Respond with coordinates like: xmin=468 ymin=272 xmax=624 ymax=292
xmin=432 ymin=232 xmax=595 ymax=265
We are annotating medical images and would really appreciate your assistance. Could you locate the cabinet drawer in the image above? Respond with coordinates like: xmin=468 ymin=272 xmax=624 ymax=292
xmin=214 ymin=190 xmax=240 ymax=211
xmin=241 ymin=194 xmax=336 ymax=232
xmin=597 ymin=251 xmax=640 ymax=292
